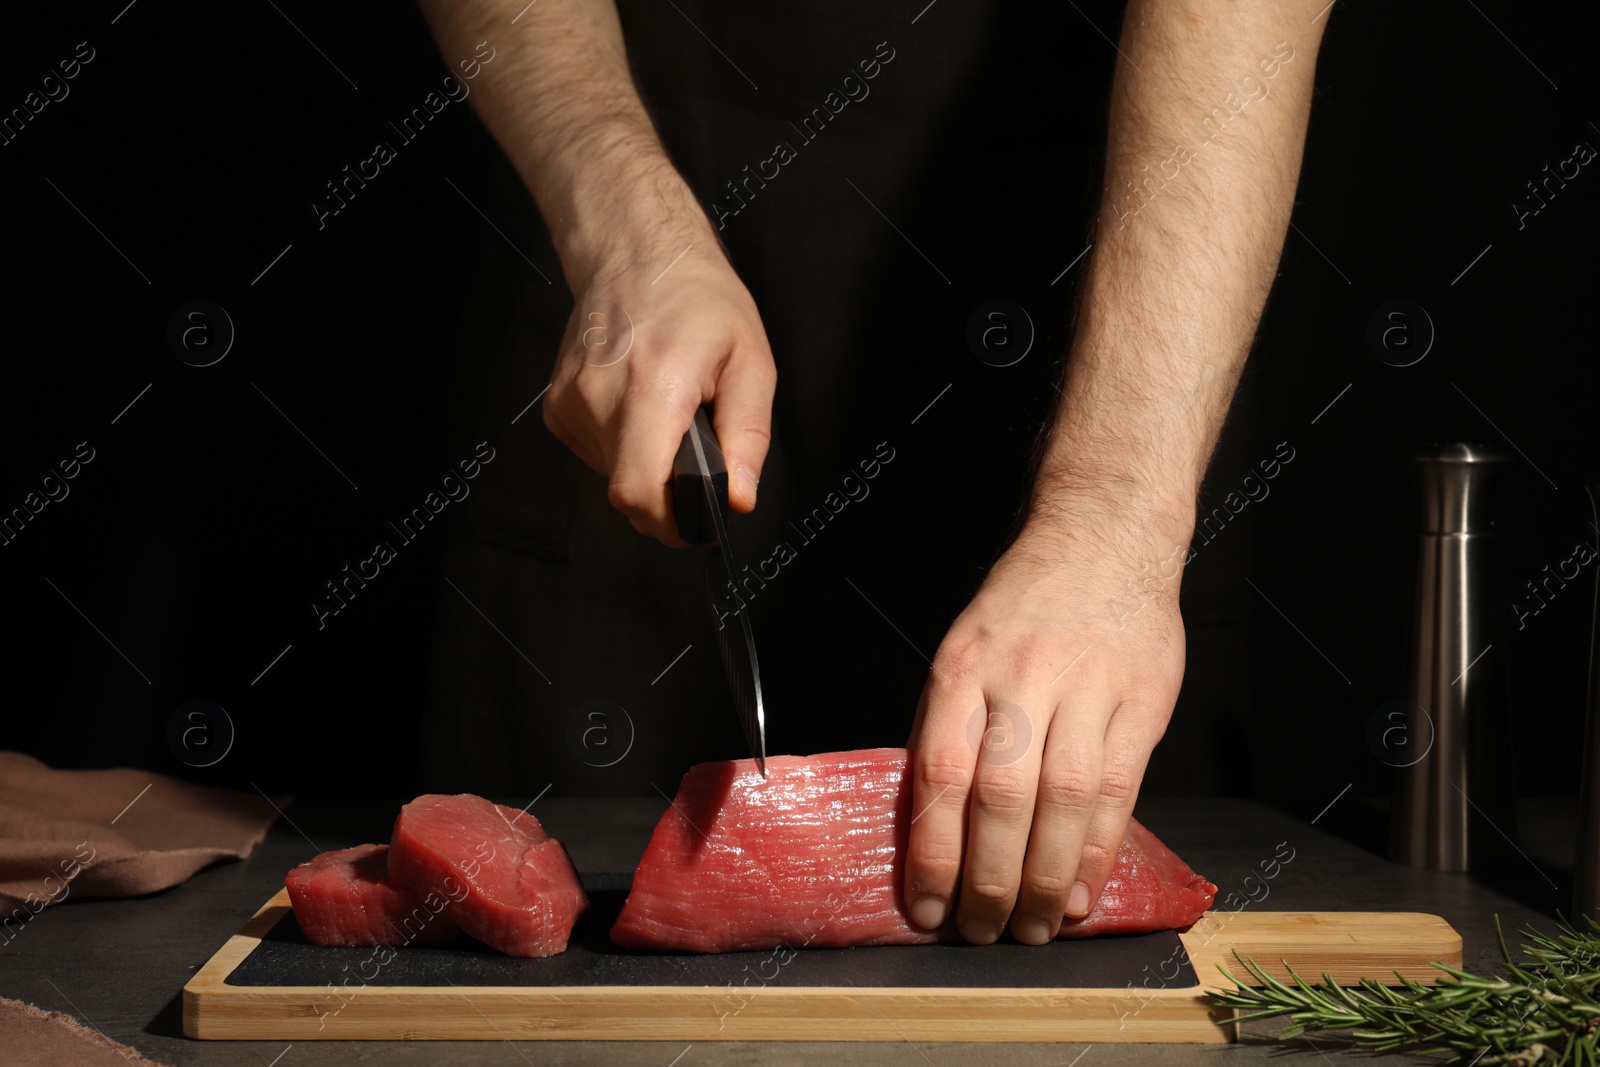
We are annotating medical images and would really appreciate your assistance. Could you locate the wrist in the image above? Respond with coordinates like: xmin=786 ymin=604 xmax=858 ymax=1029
xmin=1022 ymin=471 xmax=1196 ymax=566
xmin=1027 ymin=365 xmax=1210 ymax=555
xmin=1030 ymin=466 xmax=1195 ymax=526
xmin=530 ymin=120 xmax=717 ymax=291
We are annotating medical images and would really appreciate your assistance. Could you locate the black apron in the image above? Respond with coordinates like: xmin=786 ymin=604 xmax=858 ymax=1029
xmin=419 ymin=0 xmax=1257 ymax=797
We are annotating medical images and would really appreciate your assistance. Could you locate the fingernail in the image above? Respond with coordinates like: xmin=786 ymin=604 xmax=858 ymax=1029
xmin=959 ymin=918 xmax=1001 ymax=945
xmin=1066 ymin=882 xmax=1092 ymax=917
xmin=734 ymin=466 xmax=758 ymax=507
xmin=1011 ymin=916 xmax=1052 ymax=946
xmin=908 ymin=897 xmax=946 ymax=930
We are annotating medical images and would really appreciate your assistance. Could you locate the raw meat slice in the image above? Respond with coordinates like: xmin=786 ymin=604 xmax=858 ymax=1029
xmin=612 ymin=748 xmax=1216 ymax=952
xmin=387 ymin=794 xmax=587 ymax=958
xmin=285 ymin=843 xmax=462 ymax=947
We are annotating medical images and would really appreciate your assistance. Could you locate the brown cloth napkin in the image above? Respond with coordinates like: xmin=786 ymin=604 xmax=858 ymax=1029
xmin=0 ymin=994 xmax=173 ymax=1067
xmin=0 ymin=752 xmax=285 ymax=915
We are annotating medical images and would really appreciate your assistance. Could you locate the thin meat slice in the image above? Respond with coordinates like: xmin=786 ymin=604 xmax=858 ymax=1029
xmin=387 ymin=794 xmax=588 ymax=958
xmin=285 ymin=843 xmax=462 ymax=947
xmin=612 ymin=748 xmax=1216 ymax=952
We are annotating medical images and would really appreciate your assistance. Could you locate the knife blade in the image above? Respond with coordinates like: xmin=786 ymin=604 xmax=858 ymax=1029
xmin=672 ymin=406 xmax=768 ymax=776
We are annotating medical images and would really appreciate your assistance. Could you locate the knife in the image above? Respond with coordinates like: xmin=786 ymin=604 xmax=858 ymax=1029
xmin=672 ymin=406 xmax=768 ymax=777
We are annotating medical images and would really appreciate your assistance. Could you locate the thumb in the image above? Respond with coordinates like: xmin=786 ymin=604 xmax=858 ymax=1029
xmin=711 ymin=341 xmax=776 ymax=513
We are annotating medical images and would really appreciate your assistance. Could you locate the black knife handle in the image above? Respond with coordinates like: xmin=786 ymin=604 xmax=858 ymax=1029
xmin=672 ymin=406 xmax=728 ymax=545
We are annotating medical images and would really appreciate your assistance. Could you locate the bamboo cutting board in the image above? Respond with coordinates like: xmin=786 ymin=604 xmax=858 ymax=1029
xmin=184 ymin=889 xmax=1460 ymax=1043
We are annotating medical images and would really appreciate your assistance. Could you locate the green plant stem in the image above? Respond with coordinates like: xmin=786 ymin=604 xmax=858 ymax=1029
xmin=1208 ymin=915 xmax=1600 ymax=1066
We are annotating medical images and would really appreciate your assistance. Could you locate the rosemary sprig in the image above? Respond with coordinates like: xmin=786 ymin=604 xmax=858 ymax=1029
xmin=1209 ymin=914 xmax=1600 ymax=1065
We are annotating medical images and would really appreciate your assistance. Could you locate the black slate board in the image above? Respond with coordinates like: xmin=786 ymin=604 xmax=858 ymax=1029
xmin=226 ymin=877 xmax=1197 ymax=991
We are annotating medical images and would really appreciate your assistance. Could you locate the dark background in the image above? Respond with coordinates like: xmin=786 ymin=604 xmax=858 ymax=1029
xmin=1 ymin=1 xmax=1594 ymax=824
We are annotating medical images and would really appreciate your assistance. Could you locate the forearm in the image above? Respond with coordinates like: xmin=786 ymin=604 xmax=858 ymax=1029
xmin=1032 ymin=0 xmax=1328 ymax=544
xmin=418 ymin=0 xmax=709 ymax=288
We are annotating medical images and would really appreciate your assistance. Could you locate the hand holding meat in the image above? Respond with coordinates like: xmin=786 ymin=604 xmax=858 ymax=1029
xmin=905 ymin=513 xmax=1189 ymax=946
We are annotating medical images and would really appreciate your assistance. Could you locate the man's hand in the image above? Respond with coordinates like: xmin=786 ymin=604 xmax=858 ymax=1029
xmin=904 ymin=509 xmax=1188 ymax=946
xmin=544 ymin=235 xmax=775 ymax=544
xmin=903 ymin=0 xmax=1330 ymax=943
xmin=418 ymin=0 xmax=775 ymax=544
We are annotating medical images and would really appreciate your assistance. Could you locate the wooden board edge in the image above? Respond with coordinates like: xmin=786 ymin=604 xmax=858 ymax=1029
xmin=184 ymin=900 xmax=1461 ymax=1042
xmin=186 ymin=985 xmax=1234 ymax=1042
xmin=1182 ymin=910 xmax=1463 ymax=989
xmin=184 ymin=888 xmax=295 ymax=1037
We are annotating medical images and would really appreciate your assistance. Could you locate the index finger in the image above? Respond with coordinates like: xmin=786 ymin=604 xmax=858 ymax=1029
xmin=902 ymin=672 xmax=981 ymax=932
xmin=607 ymin=376 xmax=697 ymax=546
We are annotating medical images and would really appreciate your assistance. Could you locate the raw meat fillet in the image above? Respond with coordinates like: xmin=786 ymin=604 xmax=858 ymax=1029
xmin=612 ymin=748 xmax=1216 ymax=952
xmin=285 ymin=843 xmax=462 ymax=947
xmin=387 ymin=794 xmax=588 ymax=958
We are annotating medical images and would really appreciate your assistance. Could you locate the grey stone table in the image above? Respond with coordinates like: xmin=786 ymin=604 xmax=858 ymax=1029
xmin=0 ymin=796 xmax=1575 ymax=1067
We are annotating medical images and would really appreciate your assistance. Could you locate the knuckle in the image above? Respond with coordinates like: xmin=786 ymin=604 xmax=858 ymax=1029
xmin=1096 ymin=763 xmax=1139 ymax=806
xmin=908 ymin=841 xmax=964 ymax=887
xmin=1037 ymin=766 xmax=1098 ymax=813
xmin=996 ymin=646 xmax=1046 ymax=687
xmin=931 ymin=643 xmax=981 ymax=688
xmin=969 ymin=771 xmax=1032 ymax=817
xmin=571 ymin=365 xmax=610 ymax=404
xmin=734 ymin=421 xmax=772 ymax=449
xmin=913 ymin=747 xmax=974 ymax=797
xmin=1077 ymin=836 xmax=1119 ymax=876
xmin=607 ymin=477 xmax=651 ymax=516
xmin=1022 ymin=870 xmax=1074 ymax=905
xmin=962 ymin=877 xmax=1019 ymax=909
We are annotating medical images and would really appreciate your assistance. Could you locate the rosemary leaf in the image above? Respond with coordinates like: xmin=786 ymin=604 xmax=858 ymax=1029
xmin=1208 ymin=915 xmax=1600 ymax=1066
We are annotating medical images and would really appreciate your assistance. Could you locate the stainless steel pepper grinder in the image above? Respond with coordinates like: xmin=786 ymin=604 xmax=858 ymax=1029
xmin=1575 ymin=478 xmax=1600 ymax=921
xmin=1390 ymin=443 xmax=1519 ymax=872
